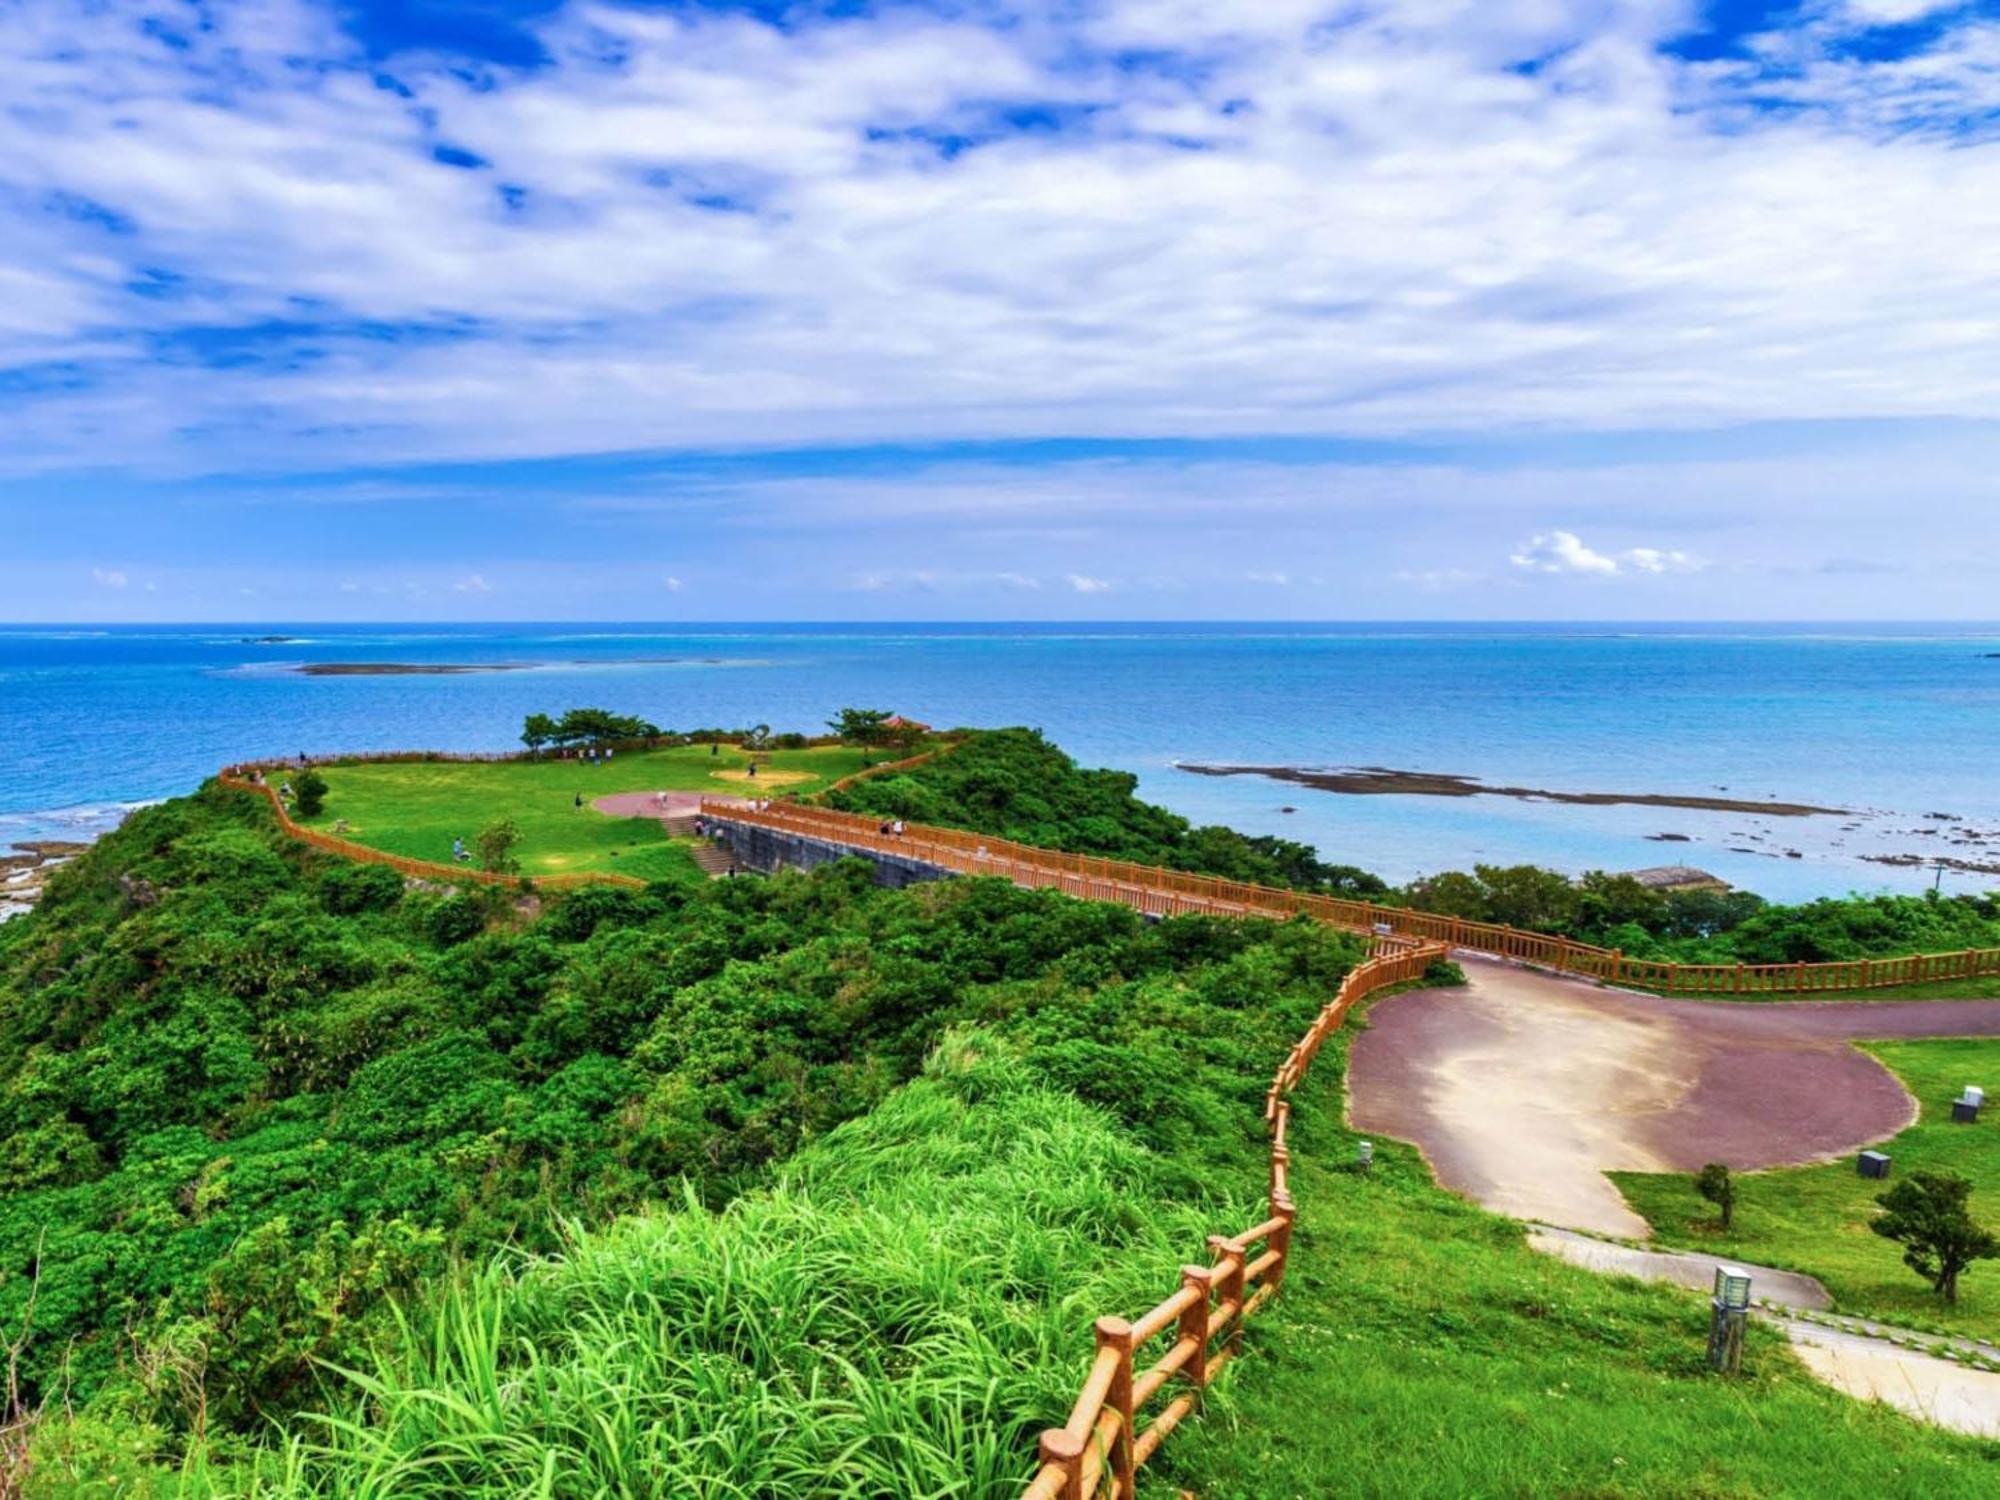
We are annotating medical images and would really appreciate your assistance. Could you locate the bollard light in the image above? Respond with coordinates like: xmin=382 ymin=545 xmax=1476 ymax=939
xmin=1714 ymin=1266 xmax=1752 ymax=1311
xmin=1356 ymin=1140 xmax=1374 ymax=1170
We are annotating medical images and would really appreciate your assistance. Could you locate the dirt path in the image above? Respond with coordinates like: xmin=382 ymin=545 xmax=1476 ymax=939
xmin=1349 ymin=957 xmax=2000 ymax=1237
xmin=593 ymin=790 xmax=744 ymax=819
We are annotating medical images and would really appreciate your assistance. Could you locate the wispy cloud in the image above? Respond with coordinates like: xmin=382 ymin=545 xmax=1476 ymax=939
xmin=452 ymin=572 xmax=493 ymax=593
xmin=1065 ymin=573 xmax=1113 ymax=594
xmin=90 ymin=567 xmax=128 ymax=589
xmin=1511 ymin=531 xmax=1706 ymax=578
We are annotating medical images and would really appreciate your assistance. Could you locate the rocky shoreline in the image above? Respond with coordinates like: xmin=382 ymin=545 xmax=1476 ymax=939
xmin=0 ymin=840 xmax=90 ymax=921
xmin=1176 ymin=763 xmax=1847 ymax=817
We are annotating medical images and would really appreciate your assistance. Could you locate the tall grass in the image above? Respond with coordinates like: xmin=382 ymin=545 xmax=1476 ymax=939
xmin=224 ymin=1036 xmax=1247 ymax=1499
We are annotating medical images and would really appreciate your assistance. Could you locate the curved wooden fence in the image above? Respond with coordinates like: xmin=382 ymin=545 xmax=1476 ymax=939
xmin=218 ymin=774 xmax=645 ymax=891
xmin=1021 ymin=936 xmax=1443 ymax=1500
xmin=698 ymin=800 xmax=2000 ymax=996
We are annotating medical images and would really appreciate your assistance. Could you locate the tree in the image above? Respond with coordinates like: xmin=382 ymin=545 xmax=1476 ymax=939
xmin=1695 ymin=1162 xmax=1736 ymax=1230
xmin=294 ymin=770 xmax=328 ymax=819
xmin=1871 ymin=1171 xmax=2000 ymax=1304
xmin=828 ymin=708 xmax=893 ymax=748
xmin=475 ymin=819 xmax=522 ymax=875
xmin=521 ymin=713 xmax=559 ymax=757
xmin=884 ymin=718 xmax=927 ymax=754
xmin=745 ymin=723 xmax=772 ymax=750
xmin=550 ymin=708 xmax=661 ymax=748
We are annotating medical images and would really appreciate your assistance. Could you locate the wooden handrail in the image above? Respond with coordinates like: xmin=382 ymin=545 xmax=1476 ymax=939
xmin=1000 ymin=941 xmax=1438 ymax=1499
xmin=697 ymin=800 xmax=2000 ymax=997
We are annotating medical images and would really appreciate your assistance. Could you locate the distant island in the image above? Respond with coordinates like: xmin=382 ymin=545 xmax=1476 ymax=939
xmin=1177 ymin=762 xmax=1847 ymax=817
xmin=293 ymin=662 xmax=533 ymax=676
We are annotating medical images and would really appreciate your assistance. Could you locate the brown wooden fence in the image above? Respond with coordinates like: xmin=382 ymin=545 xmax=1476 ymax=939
xmin=1020 ymin=938 xmax=1443 ymax=1500
xmin=218 ymin=774 xmax=645 ymax=891
xmin=699 ymin=800 xmax=2000 ymax=997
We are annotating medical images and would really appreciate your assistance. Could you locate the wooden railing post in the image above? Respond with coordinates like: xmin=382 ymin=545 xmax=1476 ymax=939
xmin=1208 ymin=1235 xmax=1246 ymax=1358
xmin=1178 ymin=1264 xmax=1214 ymax=1388
xmin=1038 ymin=1429 xmax=1084 ymax=1500
xmin=1095 ymin=1317 xmax=1136 ymax=1498
xmin=1266 ymin=1193 xmax=1297 ymax=1294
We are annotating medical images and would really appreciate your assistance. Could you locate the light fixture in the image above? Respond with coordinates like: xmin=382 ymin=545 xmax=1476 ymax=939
xmin=1713 ymin=1266 xmax=1752 ymax=1311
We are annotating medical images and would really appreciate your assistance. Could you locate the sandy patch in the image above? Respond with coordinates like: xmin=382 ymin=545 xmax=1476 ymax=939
xmin=1349 ymin=958 xmax=2000 ymax=1237
xmin=709 ymin=768 xmax=812 ymax=787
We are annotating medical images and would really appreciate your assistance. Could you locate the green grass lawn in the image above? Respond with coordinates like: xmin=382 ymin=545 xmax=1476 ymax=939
xmin=1160 ymin=1008 xmax=2000 ymax=1499
xmin=1616 ymin=1037 xmax=2000 ymax=1342
xmin=294 ymin=743 xmax=877 ymax=883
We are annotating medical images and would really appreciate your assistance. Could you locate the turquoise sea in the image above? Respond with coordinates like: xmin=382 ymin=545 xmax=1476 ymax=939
xmin=5 ymin=622 xmax=2000 ymax=903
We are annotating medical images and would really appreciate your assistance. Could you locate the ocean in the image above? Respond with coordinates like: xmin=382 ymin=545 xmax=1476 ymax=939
xmin=5 ymin=622 xmax=2000 ymax=904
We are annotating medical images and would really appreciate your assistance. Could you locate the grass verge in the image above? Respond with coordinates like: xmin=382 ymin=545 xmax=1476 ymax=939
xmin=1616 ymin=1037 xmax=2000 ymax=1343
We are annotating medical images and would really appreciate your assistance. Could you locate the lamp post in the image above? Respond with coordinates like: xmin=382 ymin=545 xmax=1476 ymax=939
xmin=1708 ymin=1265 xmax=1752 ymax=1374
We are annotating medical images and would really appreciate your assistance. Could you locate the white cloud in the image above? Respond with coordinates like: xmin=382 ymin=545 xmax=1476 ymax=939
xmin=1621 ymin=545 xmax=1705 ymax=575
xmin=90 ymin=566 xmax=127 ymax=589
xmin=1065 ymin=573 xmax=1114 ymax=593
xmin=1510 ymin=531 xmax=1621 ymax=576
xmin=0 ymin=0 xmax=1996 ymax=478
xmin=662 ymin=575 xmax=684 ymax=591
xmin=1841 ymin=0 xmax=1958 ymax=23
xmin=1511 ymin=530 xmax=1708 ymax=578
xmin=1245 ymin=571 xmax=1291 ymax=586
xmin=452 ymin=572 xmax=493 ymax=593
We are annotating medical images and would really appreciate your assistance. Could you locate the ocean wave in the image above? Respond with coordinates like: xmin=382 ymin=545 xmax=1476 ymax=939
xmin=0 ymin=798 xmax=160 ymax=852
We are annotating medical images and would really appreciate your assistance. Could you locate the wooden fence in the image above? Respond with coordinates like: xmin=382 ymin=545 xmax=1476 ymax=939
xmin=1021 ymin=938 xmax=1443 ymax=1500
xmin=218 ymin=774 xmax=645 ymax=891
xmin=698 ymin=800 xmax=2000 ymax=996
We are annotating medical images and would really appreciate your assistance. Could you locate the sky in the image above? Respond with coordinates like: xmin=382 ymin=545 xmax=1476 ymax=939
xmin=2 ymin=0 xmax=1997 ymax=622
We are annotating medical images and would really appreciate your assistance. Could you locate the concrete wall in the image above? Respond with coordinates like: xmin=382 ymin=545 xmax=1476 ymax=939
xmin=709 ymin=818 xmax=956 ymax=890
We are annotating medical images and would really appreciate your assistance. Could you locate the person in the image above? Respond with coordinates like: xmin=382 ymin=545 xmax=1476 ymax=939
xmin=747 ymin=761 xmax=757 ymax=778
xmin=879 ymin=820 xmax=891 ymax=836
xmin=574 ymin=792 xmax=584 ymax=811
xmin=711 ymin=741 xmax=719 ymax=757
xmin=893 ymin=819 xmax=905 ymax=837
xmin=606 ymin=747 xmax=614 ymax=762
xmin=452 ymin=836 xmax=467 ymax=862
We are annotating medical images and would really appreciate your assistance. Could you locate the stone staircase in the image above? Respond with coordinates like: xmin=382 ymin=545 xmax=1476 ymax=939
xmin=664 ymin=813 xmax=701 ymax=838
xmin=687 ymin=840 xmax=737 ymax=878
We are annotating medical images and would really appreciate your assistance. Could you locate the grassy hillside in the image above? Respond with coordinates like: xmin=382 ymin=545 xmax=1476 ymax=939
xmin=0 ymin=781 xmax=1366 ymax=1488
xmin=6 ymin=745 xmax=1999 ymax=1493
xmin=296 ymin=741 xmax=879 ymax=882
xmin=1161 ymin=1012 xmax=1997 ymax=1498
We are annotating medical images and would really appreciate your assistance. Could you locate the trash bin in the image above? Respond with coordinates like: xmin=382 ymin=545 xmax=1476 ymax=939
xmin=1954 ymin=1100 xmax=1981 ymax=1124
xmin=1858 ymin=1150 xmax=1891 ymax=1179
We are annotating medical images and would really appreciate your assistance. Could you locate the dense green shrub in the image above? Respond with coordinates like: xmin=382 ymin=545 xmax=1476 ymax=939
xmin=0 ymin=782 xmax=1363 ymax=1447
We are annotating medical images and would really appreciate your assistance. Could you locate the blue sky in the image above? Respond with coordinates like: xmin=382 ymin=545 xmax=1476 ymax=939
xmin=2 ymin=0 xmax=1997 ymax=621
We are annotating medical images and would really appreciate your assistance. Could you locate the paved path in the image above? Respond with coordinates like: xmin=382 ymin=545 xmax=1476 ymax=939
xmin=1529 ymin=1226 xmax=2000 ymax=1437
xmin=1527 ymin=1224 xmax=1833 ymax=1308
xmin=1349 ymin=956 xmax=2000 ymax=1237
